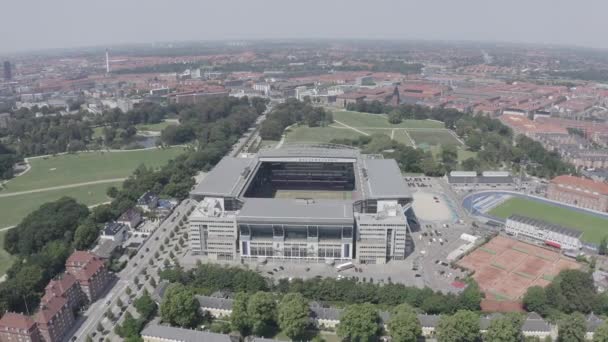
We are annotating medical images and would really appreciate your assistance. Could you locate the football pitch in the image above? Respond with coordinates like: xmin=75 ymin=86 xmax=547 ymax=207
xmin=488 ymin=197 xmax=608 ymax=244
xmin=332 ymin=110 xmax=444 ymax=129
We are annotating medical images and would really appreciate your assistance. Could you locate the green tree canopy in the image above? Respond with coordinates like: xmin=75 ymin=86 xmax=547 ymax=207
xmin=337 ymin=303 xmax=380 ymax=342
xmin=278 ymin=293 xmax=310 ymax=340
xmin=436 ymin=310 xmax=480 ymax=342
xmin=231 ymin=292 xmax=251 ymax=336
xmin=593 ymin=319 xmax=608 ymax=342
xmin=483 ymin=313 xmax=524 ymax=342
xmin=160 ymin=284 xmax=200 ymax=328
xmin=523 ymin=286 xmax=548 ymax=316
xmin=247 ymin=291 xmax=277 ymax=337
xmin=388 ymin=304 xmax=422 ymax=342
xmin=558 ymin=313 xmax=586 ymax=342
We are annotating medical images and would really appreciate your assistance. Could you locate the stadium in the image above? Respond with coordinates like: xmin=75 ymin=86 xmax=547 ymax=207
xmin=188 ymin=144 xmax=415 ymax=264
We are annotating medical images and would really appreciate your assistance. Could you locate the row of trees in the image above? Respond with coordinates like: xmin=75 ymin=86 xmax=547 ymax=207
xmin=114 ymin=290 xmax=157 ymax=342
xmin=260 ymin=98 xmax=333 ymax=140
xmin=160 ymin=263 xmax=482 ymax=315
xmin=0 ymin=142 xmax=19 ymax=180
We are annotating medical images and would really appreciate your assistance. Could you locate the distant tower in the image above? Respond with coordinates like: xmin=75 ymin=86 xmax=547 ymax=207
xmin=3 ymin=61 xmax=11 ymax=81
xmin=390 ymin=86 xmax=400 ymax=107
xmin=105 ymin=49 xmax=110 ymax=74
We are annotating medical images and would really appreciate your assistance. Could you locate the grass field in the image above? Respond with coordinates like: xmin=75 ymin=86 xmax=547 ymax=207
xmin=489 ymin=197 xmax=608 ymax=243
xmin=408 ymin=130 xmax=463 ymax=147
xmin=332 ymin=110 xmax=444 ymax=129
xmin=0 ymin=231 xmax=16 ymax=276
xmin=0 ymin=181 xmax=122 ymax=229
xmin=135 ymin=121 xmax=177 ymax=132
xmin=285 ymin=126 xmax=364 ymax=144
xmin=1 ymin=148 xmax=186 ymax=194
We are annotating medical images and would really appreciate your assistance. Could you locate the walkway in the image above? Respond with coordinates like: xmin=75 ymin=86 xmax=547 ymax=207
xmin=0 ymin=178 xmax=126 ymax=198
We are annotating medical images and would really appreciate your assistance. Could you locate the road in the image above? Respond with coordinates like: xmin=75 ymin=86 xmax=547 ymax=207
xmin=72 ymin=199 xmax=195 ymax=341
xmin=0 ymin=178 xmax=126 ymax=198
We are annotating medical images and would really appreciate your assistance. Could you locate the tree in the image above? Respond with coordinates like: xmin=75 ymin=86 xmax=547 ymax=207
xmin=278 ymin=293 xmax=310 ymax=340
xmin=72 ymin=219 xmax=100 ymax=250
xmin=259 ymin=120 xmax=283 ymax=140
xmin=117 ymin=298 xmax=124 ymax=308
xmin=388 ymin=304 xmax=421 ymax=342
xmin=160 ymin=284 xmax=200 ymax=328
xmin=116 ymin=312 xmax=143 ymax=338
xmin=106 ymin=186 xmax=119 ymax=198
xmin=558 ymin=313 xmax=586 ymax=342
xmin=436 ymin=310 xmax=480 ymax=342
xmin=97 ymin=322 xmax=104 ymax=332
xmin=149 ymin=277 xmax=157 ymax=288
xmin=134 ymin=291 xmax=157 ymax=321
xmin=483 ymin=313 xmax=523 ymax=342
xmin=547 ymin=269 xmax=597 ymax=314
xmin=247 ymin=291 xmax=277 ymax=336
xmin=599 ymin=236 xmax=608 ymax=256
xmin=388 ymin=110 xmax=402 ymax=124
xmin=523 ymin=286 xmax=548 ymax=315
xmin=337 ymin=303 xmax=380 ymax=342
xmin=231 ymin=292 xmax=251 ymax=335
xmin=593 ymin=319 xmax=608 ymax=342
xmin=126 ymin=287 xmax=132 ymax=296
xmin=440 ymin=144 xmax=458 ymax=167
xmin=458 ymin=281 xmax=482 ymax=311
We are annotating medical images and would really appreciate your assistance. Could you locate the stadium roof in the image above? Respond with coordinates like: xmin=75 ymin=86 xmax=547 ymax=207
xmin=507 ymin=215 xmax=583 ymax=238
xmin=258 ymin=145 xmax=359 ymax=160
xmin=361 ymin=159 xmax=410 ymax=199
xmin=190 ymin=157 xmax=256 ymax=197
xmin=238 ymin=198 xmax=355 ymax=225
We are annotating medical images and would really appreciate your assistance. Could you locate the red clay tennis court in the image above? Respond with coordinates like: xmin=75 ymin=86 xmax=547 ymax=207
xmin=457 ymin=235 xmax=581 ymax=300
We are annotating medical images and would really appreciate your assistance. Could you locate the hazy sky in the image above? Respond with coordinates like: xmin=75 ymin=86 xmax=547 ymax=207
xmin=2 ymin=0 xmax=607 ymax=53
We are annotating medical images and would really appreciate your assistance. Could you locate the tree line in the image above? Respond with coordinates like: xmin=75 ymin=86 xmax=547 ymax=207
xmin=259 ymin=98 xmax=333 ymax=140
xmin=0 ymin=98 xmax=267 ymax=314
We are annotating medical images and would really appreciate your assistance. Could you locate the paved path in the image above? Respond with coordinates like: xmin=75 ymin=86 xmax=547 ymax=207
xmin=0 ymin=178 xmax=126 ymax=198
xmin=333 ymin=120 xmax=370 ymax=136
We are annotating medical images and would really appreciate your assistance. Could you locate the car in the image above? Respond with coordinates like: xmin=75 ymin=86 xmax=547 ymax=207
xmin=267 ymin=271 xmax=273 ymax=275
xmin=279 ymin=266 xmax=284 ymax=270
xmin=106 ymin=300 xmax=111 ymax=305
xmin=273 ymin=268 xmax=278 ymax=272
xmin=415 ymin=274 xmax=422 ymax=277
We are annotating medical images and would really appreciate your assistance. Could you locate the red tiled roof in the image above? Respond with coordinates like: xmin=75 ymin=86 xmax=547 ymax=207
xmin=66 ymin=251 xmax=96 ymax=266
xmin=0 ymin=312 xmax=35 ymax=330
xmin=42 ymin=273 xmax=77 ymax=303
xmin=551 ymin=175 xmax=608 ymax=195
xmin=35 ymin=296 xmax=67 ymax=324
xmin=73 ymin=259 xmax=105 ymax=282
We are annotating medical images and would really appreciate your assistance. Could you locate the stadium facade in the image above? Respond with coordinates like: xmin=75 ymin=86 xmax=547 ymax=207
xmin=188 ymin=144 xmax=415 ymax=264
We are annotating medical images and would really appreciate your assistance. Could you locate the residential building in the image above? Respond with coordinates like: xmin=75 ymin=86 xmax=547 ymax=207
xmin=100 ymin=222 xmax=128 ymax=242
xmin=0 ymin=313 xmax=40 ymax=342
xmin=34 ymin=296 xmax=75 ymax=342
xmin=65 ymin=251 xmax=112 ymax=302
xmin=141 ymin=324 xmax=238 ymax=342
xmin=505 ymin=215 xmax=583 ymax=250
xmin=547 ymin=175 xmax=608 ymax=212
xmin=117 ymin=208 xmax=142 ymax=229
xmin=41 ymin=273 xmax=84 ymax=311
xmin=137 ymin=191 xmax=159 ymax=212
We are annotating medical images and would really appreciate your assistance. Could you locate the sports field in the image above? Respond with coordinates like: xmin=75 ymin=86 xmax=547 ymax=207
xmin=274 ymin=189 xmax=353 ymax=200
xmin=458 ymin=236 xmax=580 ymax=300
xmin=489 ymin=197 xmax=608 ymax=244
xmin=332 ymin=111 xmax=444 ymax=129
xmin=409 ymin=130 xmax=463 ymax=147
xmin=1 ymin=147 xmax=186 ymax=194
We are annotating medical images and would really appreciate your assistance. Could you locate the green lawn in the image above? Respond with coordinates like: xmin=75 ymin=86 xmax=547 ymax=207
xmin=489 ymin=197 xmax=608 ymax=243
xmin=332 ymin=110 xmax=444 ymax=129
xmin=285 ymin=126 xmax=364 ymax=144
xmin=1 ymin=148 xmax=186 ymax=194
xmin=135 ymin=121 xmax=177 ymax=132
xmin=408 ymin=130 xmax=463 ymax=147
xmin=92 ymin=126 xmax=106 ymax=139
xmin=0 ymin=182 xmax=122 ymax=229
xmin=0 ymin=231 xmax=16 ymax=276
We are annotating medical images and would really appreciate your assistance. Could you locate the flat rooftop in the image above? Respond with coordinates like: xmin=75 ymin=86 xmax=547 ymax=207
xmin=238 ymin=198 xmax=355 ymax=225
xmin=190 ymin=157 xmax=256 ymax=198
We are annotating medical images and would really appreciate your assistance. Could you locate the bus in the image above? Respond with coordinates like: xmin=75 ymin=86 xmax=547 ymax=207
xmin=336 ymin=262 xmax=354 ymax=272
